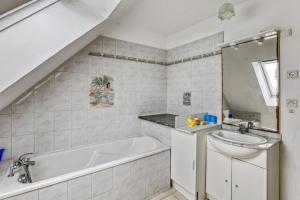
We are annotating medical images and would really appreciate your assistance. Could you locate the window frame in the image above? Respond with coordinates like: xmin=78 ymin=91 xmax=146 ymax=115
xmin=0 ymin=0 xmax=36 ymax=17
xmin=0 ymin=0 xmax=59 ymax=32
xmin=252 ymin=59 xmax=279 ymax=107
xmin=261 ymin=60 xmax=279 ymax=96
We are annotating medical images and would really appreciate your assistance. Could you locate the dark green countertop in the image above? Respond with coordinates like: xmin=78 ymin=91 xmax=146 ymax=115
xmin=138 ymin=113 xmax=178 ymax=128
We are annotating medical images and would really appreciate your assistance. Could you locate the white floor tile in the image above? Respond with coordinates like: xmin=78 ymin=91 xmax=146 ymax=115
xmin=150 ymin=188 xmax=187 ymax=200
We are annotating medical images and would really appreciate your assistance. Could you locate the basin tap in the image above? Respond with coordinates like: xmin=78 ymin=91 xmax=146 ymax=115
xmin=239 ymin=122 xmax=255 ymax=134
xmin=8 ymin=153 xmax=35 ymax=183
xmin=238 ymin=123 xmax=248 ymax=134
xmin=247 ymin=121 xmax=255 ymax=129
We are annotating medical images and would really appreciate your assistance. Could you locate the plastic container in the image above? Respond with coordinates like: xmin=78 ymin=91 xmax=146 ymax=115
xmin=204 ymin=114 xmax=211 ymax=122
xmin=204 ymin=114 xmax=218 ymax=124
xmin=0 ymin=149 xmax=5 ymax=161
xmin=211 ymin=115 xmax=218 ymax=124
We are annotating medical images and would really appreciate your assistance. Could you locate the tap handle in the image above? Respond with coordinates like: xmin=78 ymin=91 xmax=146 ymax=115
xmin=248 ymin=121 xmax=255 ymax=129
xmin=239 ymin=123 xmax=245 ymax=128
xmin=19 ymin=153 xmax=34 ymax=161
xmin=25 ymin=160 xmax=35 ymax=166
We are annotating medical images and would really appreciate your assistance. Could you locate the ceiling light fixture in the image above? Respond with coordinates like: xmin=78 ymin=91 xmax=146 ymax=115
xmin=253 ymin=36 xmax=264 ymax=46
xmin=230 ymin=43 xmax=239 ymax=51
xmin=218 ymin=2 xmax=235 ymax=21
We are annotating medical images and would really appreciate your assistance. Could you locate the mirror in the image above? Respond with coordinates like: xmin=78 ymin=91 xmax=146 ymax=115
xmin=222 ymin=34 xmax=279 ymax=132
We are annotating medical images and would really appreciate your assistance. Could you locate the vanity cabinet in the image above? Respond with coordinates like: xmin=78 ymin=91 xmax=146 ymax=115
xmin=206 ymin=150 xmax=231 ymax=200
xmin=171 ymin=126 xmax=220 ymax=200
xmin=231 ymin=159 xmax=266 ymax=200
xmin=206 ymin=139 xmax=279 ymax=200
xmin=171 ymin=129 xmax=197 ymax=196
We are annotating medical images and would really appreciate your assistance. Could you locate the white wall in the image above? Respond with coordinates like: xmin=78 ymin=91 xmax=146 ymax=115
xmin=100 ymin=20 xmax=167 ymax=49
xmin=165 ymin=0 xmax=300 ymax=199
xmin=98 ymin=0 xmax=167 ymax=49
xmin=165 ymin=0 xmax=285 ymax=49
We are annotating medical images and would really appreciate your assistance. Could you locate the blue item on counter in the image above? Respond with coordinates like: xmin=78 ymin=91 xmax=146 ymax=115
xmin=204 ymin=114 xmax=218 ymax=124
xmin=211 ymin=115 xmax=218 ymax=124
xmin=0 ymin=149 xmax=5 ymax=161
xmin=204 ymin=114 xmax=211 ymax=122
xmin=204 ymin=114 xmax=207 ymax=121
xmin=204 ymin=113 xmax=208 ymax=121
xmin=228 ymin=113 xmax=233 ymax=118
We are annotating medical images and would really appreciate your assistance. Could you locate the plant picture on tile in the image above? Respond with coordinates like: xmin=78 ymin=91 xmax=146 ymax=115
xmin=89 ymin=75 xmax=114 ymax=108
xmin=183 ymin=92 xmax=191 ymax=106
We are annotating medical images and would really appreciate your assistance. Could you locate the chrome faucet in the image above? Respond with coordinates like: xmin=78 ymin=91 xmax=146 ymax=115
xmin=238 ymin=122 xmax=255 ymax=134
xmin=8 ymin=153 xmax=35 ymax=183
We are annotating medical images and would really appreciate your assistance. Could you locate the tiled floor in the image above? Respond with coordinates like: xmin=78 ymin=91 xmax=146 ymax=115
xmin=151 ymin=188 xmax=187 ymax=200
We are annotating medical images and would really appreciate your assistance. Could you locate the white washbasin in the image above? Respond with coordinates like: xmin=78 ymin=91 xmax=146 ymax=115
xmin=208 ymin=130 xmax=267 ymax=159
xmin=212 ymin=130 xmax=267 ymax=145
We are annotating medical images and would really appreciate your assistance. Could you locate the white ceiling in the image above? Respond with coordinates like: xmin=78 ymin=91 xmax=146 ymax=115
xmin=108 ymin=0 xmax=249 ymax=36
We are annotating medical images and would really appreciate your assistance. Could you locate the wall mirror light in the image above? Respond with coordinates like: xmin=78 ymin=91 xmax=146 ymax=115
xmin=222 ymin=32 xmax=280 ymax=133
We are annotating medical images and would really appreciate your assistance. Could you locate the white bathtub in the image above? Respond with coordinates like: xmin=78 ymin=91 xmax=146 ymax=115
xmin=0 ymin=136 xmax=170 ymax=199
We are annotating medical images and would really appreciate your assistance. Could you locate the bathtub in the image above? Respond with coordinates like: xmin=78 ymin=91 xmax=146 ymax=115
xmin=0 ymin=136 xmax=170 ymax=199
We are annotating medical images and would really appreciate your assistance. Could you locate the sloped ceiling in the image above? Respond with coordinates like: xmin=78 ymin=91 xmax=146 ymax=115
xmin=100 ymin=0 xmax=249 ymax=48
xmin=0 ymin=0 xmax=252 ymax=110
xmin=0 ymin=0 xmax=121 ymax=110
xmin=109 ymin=0 xmax=248 ymax=36
xmin=0 ymin=0 xmax=31 ymax=15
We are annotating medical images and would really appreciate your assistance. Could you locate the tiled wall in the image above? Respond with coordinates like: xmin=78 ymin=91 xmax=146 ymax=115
xmin=0 ymin=33 xmax=224 ymax=161
xmin=167 ymin=33 xmax=223 ymax=63
xmin=141 ymin=120 xmax=172 ymax=146
xmin=4 ymin=150 xmax=171 ymax=200
xmin=167 ymin=33 xmax=223 ymax=121
xmin=0 ymin=36 xmax=167 ymax=160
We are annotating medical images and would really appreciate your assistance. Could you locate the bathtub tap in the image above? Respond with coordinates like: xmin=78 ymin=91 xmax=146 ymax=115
xmin=8 ymin=153 xmax=35 ymax=183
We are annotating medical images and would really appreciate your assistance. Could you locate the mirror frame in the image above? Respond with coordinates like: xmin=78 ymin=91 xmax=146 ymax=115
xmin=221 ymin=33 xmax=280 ymax=133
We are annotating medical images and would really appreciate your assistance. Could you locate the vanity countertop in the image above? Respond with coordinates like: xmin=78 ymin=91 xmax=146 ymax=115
xmin=258 ymin=137 xmax=281 ymax=149
xmin=0 ymin=160 xmax=10 ymax=181
xmin=176 ymin=124 xmax=221 ymax=134
xmin=138 ymin=113 xmax=178 ymax=128
xmin=246 ymin=134 xmax=281 ymax=150
xmin=139 ymin=113 xmax=221 ymax=133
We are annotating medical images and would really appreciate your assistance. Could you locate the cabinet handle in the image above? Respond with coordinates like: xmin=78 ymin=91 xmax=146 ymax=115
xmin=235 ymin=185 xmax=239 ymax=188
xmin=225 ymin=179 xmax=228 ymax=183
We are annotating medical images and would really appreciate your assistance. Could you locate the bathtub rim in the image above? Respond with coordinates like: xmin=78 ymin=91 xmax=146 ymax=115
xmin=0 ymin=136 xmax=170 ymax=200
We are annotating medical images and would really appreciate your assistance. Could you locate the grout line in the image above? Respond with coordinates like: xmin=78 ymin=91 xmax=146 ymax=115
xmin=66 ymin=179 xmax=69 ymax=200
xmin=90 ymin=173 xmax=92 ymax=199
xmin=10 ymin=106 xmax=13 ymax=160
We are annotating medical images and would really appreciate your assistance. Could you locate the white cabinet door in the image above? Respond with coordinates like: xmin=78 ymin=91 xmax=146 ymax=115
xmin=171 ymin=130 xmax=197 ymax=194
xmin=232 ymin=159 xmax=267 ymax=200
xmin=206 ymin=149 xmax=231 ymax=200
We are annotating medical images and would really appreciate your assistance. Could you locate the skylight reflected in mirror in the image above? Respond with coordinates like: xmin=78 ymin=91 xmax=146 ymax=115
xmin=262 ymin=60 xmax=279 ymax=96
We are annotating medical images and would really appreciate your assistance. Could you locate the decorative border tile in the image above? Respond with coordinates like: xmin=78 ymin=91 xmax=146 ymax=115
xmin=88 ymin=52 xmax=167 ymax=66
xmin=88 ymin=50 xmax=222 ymax=66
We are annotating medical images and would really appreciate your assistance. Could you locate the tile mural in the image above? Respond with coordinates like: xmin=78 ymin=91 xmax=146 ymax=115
xmin=89 ymin=75 xmax=114 ymax=108
xmin=183 ymin=92 xmax=191 ymax=106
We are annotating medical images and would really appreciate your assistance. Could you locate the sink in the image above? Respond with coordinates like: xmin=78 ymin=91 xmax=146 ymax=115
xmin=212 ymin=130 xmax=267 ymax=145
xmin=208 ymin=130 xmax=267 ymax=159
